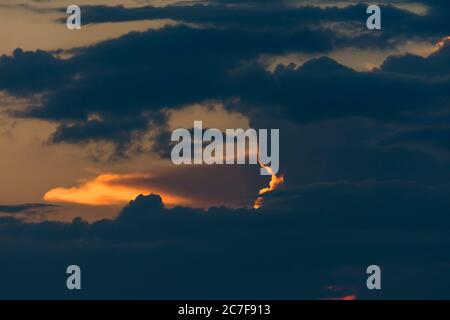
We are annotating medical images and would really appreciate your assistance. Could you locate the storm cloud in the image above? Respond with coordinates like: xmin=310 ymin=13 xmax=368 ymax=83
xmin=0 ymin=188 xmax=449 ymax=299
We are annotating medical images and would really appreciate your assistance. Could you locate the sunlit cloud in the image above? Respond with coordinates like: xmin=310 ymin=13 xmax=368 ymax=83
xmin=253 ymin=161 xmax=284 ymax=209
xmin=323 ymin=286 xmax=357 ymax=300
xmin=326 ymin=294 xmax=357 ymax=300
xmin=43 ymin=173 xmax=191 ymax=206
xmin=435 ymin=36 xmax=450 ymax=51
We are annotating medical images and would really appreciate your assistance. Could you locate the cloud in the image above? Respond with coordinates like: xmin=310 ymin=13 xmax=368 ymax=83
xmin=0 ymin=203 xmax=57 ymax=214
xmin=0 ymin=48 xmax=71 ymax=96
xmin=379 ymin=127 xmax=450 ymax=157
xmin=58 ymin=1 xmax=450 ymax=50
xmin=49 ymin=116 xmax=154 ymax=160
xmin=0 ymin=0 xmax=449 ymax=300
xmin=0 ymin=203 xmax=59 ymax=222
xmin=43 ymin=163 xmax=267 ymax=209
xmin=232 ymin=56 xmax=450 ymax=125
xmin=1 ymin=0 xmax=450 ymax=300
xmin=2 ymin=37 xmax=448 ymax=161
xmin=0 ymin=24 xmax=333 ymax=158
xmin=0 ymin=1 xmax=447 ymax=159
xmin=73 ymin=2 xmax=441 ymax=41
xmin=379 ymin=38 xmax=450 ymax=76
xmin=1 ymin=182 xmax=450 ymax=299
xmin=43 ymin=172 xmax=192 ymax=206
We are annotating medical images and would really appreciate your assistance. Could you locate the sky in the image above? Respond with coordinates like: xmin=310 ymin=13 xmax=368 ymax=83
xmin=0 ymin=0 xmax=450 ymax=299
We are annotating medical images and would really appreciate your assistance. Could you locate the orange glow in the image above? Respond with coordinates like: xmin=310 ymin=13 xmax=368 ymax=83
xmin=436 ymin=36 xmax=450 ymax=50
xmin=43 ymin=173 xmax=190 ymax=206
xmin=253 ymin=162 xmax=284 ymax=209
xmin=327 ymin=294 xmax=357 ymax=301
xmin=324 ymin=286 xmax=357 ymax=300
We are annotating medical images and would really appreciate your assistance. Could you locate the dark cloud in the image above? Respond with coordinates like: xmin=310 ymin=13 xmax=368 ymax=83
xmin=78 ymin=3 xmax=367 ymax=29
xmin=74 ymin=2 xmax=448 ymax=42
xmin=379 ymin=41 xmax=450 ymax=76
xmin=379 ymin=127 xmax=450 ymax=154
xmin=0 ymin=1 xmax=448 ymax=158
xmin=0 ymin=203 xmax=59 ymax=221
xmin=0 ymin=48 xmax=71 ymax=96
xmin=233 ymin=56 xmax=450 ymax=125
xmin=3 ymin=24 xmax=335 ymax=157
xmin=0 ymin=187 xmax=449 ymax=299
xmin=0 ymin=203 xmax=58 ymax=214
xmin=49 ymin=115 xmax=157 ymax=160
xmin=3 ymin=35 xmax=449 ymax=159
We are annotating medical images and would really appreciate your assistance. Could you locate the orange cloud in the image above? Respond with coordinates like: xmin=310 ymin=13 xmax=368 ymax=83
xmin=253 ymin=161 xmax=284 ymax=209
xmin=436 ymin=36 xmax=450 ymax=50
xmin=329 ymin=294 xmax=357 ymax=301
xmin=323 ymin=286 xmax=357 ymax=300
xmin=43 ymin=173 xmax=191 ymax=206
